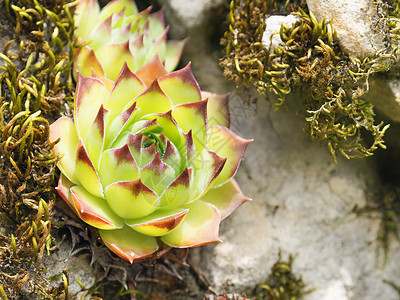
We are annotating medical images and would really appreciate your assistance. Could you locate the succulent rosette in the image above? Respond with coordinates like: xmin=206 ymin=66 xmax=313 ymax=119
xmin=74 ymin=0 xmax=184 ymax=80
xmin=50 ymin=57 xmax=251 ymax=262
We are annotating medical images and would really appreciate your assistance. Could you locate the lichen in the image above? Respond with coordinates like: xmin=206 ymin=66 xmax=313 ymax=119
xmin=0 ymin=0 xmax=76 ymax=297
xmin=221 ymin=0 xmax=400 ymax=161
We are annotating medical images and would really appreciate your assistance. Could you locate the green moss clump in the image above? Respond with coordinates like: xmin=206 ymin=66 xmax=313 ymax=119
xmin=252 ymin=253 xmax=313 ymax=300
xmin=0 ymin=0 xmax=77 ymax=298
xmin=220 ymin=0 xmax=400 ymax=161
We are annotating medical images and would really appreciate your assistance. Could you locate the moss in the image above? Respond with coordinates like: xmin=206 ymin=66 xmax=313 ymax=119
xmin=220 ymin=0 xmax=400 ymax=161
xmin=251 ymin=253 xmax=314 ymax=300
xmin=0 ymin=0 xmax=77 ymax=298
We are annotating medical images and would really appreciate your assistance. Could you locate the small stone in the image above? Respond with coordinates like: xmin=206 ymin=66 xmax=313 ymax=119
xmin=262 ymin=15 xmax=300 ymax=50
xmin=306 ymin=0 xmax=386 ymax=57
xmin=160 ymin=0 xmax=225 ymax=40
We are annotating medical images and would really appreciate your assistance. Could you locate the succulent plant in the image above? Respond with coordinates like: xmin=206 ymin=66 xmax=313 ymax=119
xmin=49 ymin=57 xmax=252 ymax=262
xmin=73 ymin=0 xmax=185 ymax=80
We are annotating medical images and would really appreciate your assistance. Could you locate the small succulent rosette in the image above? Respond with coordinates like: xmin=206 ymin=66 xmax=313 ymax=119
xmin=74 ymin=0 xmax=184 ymax=80
xmin=50 ymin=57 xmax=252 ymax=262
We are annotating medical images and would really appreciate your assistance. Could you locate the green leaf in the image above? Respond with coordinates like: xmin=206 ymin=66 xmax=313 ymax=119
xmin=99 ymin=226 xmax=158 ymax=263
xmin=207 ymin=126 xmax=252 ymax=187
xmin=87 ymin=105 xmax=108 ymax=169
xmin=56 ymin=174 xmax=79 ymax=215
xmin=95 ymin=41 xmax=136 ymax=81
xmin=104 ymin=179 xmax=158 ymax=219
xmin=75 ymin=139 xmax=103 ymax=198
xmin=172 ymin=100 xmax=208 ymax=153
xmin=75 ymin=0 xmax=101 ymax=40
xmin=70 ymin=186 xmax=124 ymax=230
xmin=126 ymin=208 xmax=188 ymax=236
xmin=161 ymin=200 xmax=221 ymax=248
xmin=201 ymin=179 xmax=250 ymax=220
xmin=203 ymin=91 xmax=230 ymax=128
xmin=135 ymin=55 xmax=168 ymax=86
xmin=104 ymin=62 xmax=145 ymax=120
xmin=134 ymin=80 xmax=172 ymax=117
xmin=162 ymin=140 xmax=183 ymax=174
xmin=164 ymin=39 xmax=186 ymax=72
xmin=98 ymin=0 xmax=138 ymax=22
xmin=99 ymin=145 xmax=139 ymax=187
xmin=159 ymin=168 xmax=192 ymax=209
xmin=191 ymin=150 xmax=226 ymax=200
xmin=139 ymin=153 xmax=176 ymax=196
xmin=88 ymin=16 xmax=112 ymax=50
xmin=49 ymin=117 xmax=79 ymax=184
xmin=158 ymin=63 xmax=201 ymax=105
xmin=74 ymin=46 xmax=104 ymax=79
xmin=75 ymin=74 xmax=109 ymax=143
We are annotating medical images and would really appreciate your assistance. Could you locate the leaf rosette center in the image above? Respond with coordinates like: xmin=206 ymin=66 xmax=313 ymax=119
xmin=50 ymin=57 xmax=251 ymax=262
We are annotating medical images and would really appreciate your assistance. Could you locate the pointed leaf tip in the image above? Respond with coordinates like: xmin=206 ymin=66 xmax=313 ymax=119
xmin=104 ymin=61 xmax=144 ymax=119
xmin=140 ymin=152 xmax=175 ymax=195
xmin=74 ymin=46 xmax=104 ymax=79
xmin=172 ymin=99 xmax=208 ymax=153
xmin=203 ymin=91 xmax=231 ymax=128
xmin=159 ymin=63 xmax=202 ymax=105
xmin=136 ymin=55 xmax=168 ymax=86
xmin=99 ymin=144 xmax=139 ymax=187
xmin=202 ymin=179 xmax=250 ymax=220
xmin=159 ymin=167 xmax=192 ymax=209
xmin=104 ymin=179 xmax=158 ymax=219
xmin=75 ymin=74 xmax=109 ymax=142
xmin=207 ymin=126 xmax=252 ymax=187
xmin=135 ymin=79 xmax=172 ymax=117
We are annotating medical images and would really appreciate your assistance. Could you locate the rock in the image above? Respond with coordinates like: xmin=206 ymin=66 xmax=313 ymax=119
xmin=366 ymin=77 xmax=400 ymax=123
xmin=161 ymin=2 xmax=400 ymax=298
xmin=42 ymin=239 xmax=97 ymax=295
xmin=306 ymin=0 xmax=386 ymax=57
xmin=160 ymin=0 xmax=225 ymax=45
xmin=160 ymin=0 xmax=224 ymax=30
xmin=262 ymin=15 xmax=300 ymax=50
xmin=195 ymin=90 xmax=400 ymax=300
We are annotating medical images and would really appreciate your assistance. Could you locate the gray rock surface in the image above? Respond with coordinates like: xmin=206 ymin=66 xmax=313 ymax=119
xmin=162 ymin=0 xmax=400 ymax=299
xmin=306 ymin=0 xmax=385 ymax=57
xmin=42 ymin=239 xmax=96 ymax=295
xmin=367 ymin=78 xmax=400 ymax=123
xmin=262 ymin=15 xmax=300 ymax=50
xmin=198 ymin=91 xmax=400 ymax=300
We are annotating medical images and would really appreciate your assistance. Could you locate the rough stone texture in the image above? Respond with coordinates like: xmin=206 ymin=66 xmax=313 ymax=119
xmin=161 ymin=0 xmax=226 ymax=45
xmin=161 ymin=0 xmax=400 ymax=299
xmin=366 ymin=78 xmax=400 ymax=123
xmin=262 ymin=15 xmax=300 ymax=50
xmin=199 ymin=92 xmax=400 ymax=300
xmin=161 ymin=0 xmax=225 ymax=29
xmin=42 ymin=239 xmax=97 ymax=295
xmin=260 ymin=2 xmax=400 ymax=124
xmin=306 ymin=0 xmax=385 ymax=58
